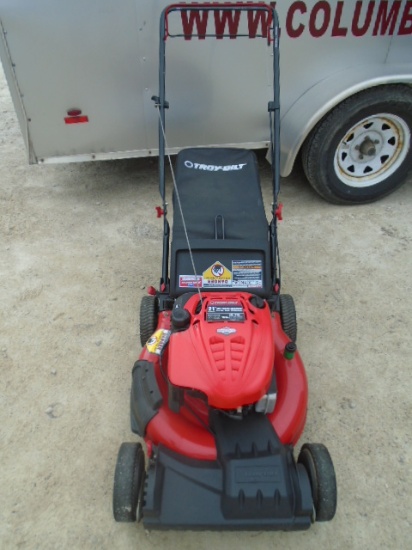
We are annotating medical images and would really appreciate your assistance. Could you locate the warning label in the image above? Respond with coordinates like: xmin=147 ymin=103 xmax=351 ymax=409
xmin=146 ymin=329 xmax=171 ymax=355
xmin=207 ymin=300 xmax=245 ymax=322
xmin=202 ymin=261 xmax=232 ymax=288
xmin=180 ymin=260 xmax=262 ymax=289
xmin=179 ymin=275 xmax=202 ymax=288
xmin=232 ymin=260 xmax=263 ymax=288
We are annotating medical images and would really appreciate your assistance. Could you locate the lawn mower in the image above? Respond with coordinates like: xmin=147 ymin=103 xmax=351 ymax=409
xmin=113 ymin=2 xmax=337 ymax=530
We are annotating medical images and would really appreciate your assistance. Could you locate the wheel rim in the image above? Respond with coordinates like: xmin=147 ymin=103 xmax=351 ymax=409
xmin=333 ymin=113 xmax=410 ymax=188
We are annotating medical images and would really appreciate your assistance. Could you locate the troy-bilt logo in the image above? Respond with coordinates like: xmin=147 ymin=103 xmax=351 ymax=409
xmin=184 ymin=160 xmax=247 ymax=171
xmin=180 ymin=2 xmax=412 ymax=39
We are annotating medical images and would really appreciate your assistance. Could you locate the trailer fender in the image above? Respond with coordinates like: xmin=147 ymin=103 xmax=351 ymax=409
xmin=280 ymin=64 xmax=412 ymax=179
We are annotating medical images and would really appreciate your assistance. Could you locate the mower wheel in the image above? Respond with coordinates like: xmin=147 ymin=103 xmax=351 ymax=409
xmin=140 ymin=295 xmax=158 ymax=347
xmin=279 ymin=294 xmax=297 ymax=343
xmin=113 ymin=442 xmax=146 ymax=522
xmin=298 ymin=443 xmax=337 ymax=522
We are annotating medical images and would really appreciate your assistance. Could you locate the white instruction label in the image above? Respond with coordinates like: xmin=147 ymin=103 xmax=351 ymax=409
xmin=232 ymin=260 xmax=263 ymax=288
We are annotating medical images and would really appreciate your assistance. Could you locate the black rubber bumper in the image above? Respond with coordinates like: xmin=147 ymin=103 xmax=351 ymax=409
xmin=142 ymin=414 xmax=313 ymax=530
xmin=130 ymin=360 xmax=163 ymax=436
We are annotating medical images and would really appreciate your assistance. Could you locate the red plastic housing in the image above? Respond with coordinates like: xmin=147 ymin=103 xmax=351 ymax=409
xmin=141 ymin=292 xmax=308 ymax=461
xmin=168 ymin=294 xmax=274 ymax=409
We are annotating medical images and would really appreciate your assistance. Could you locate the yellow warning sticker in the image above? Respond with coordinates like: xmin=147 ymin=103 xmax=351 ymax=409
xmin=202 ymin=261 xmax=232 ymax=288
xmin=146 ymin=329 xmax=171 ymax=355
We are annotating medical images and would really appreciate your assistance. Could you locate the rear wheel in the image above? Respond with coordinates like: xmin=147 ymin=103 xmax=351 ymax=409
xmin=298 ymin=443 xmax=337 ymax=522
xmin=140 ymin=295 xmax=158 ymax=347
xmin=279 ymin=294 xmax=297 ymax=342
xmin=113 ymin=442 xmax=146 ymax=522
xmin=302 ymin=85 xmax=412 ymax=204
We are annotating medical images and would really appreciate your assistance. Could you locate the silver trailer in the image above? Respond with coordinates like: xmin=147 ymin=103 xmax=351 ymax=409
xmin=1 ymin=0 xmax=411 ymax=203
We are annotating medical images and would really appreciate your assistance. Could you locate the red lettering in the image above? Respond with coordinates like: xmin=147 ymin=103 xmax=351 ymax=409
xmin=247 ymin=7 xmax=272 ymax=39
xmin=352 ymin=1 xmax=375 ymax=37
xmin=399 ymin=0 xmax=412 ymax=34
xmin=286 ymin=1 xmax=306 ymax=38
xmin=214 ymin=9 xmax=241 ymax=39
xmin=309 ymin=1 xmax=331 ymax=37
xmin=373 ymin=0 xmax=401 ymax=35
xmin=332 ymin=1 xmax=348 ymax=36
xmin=181 ymin=9 xmax=209 ymax=40
xmin=178 ymin=0 xmax=411 ymax=41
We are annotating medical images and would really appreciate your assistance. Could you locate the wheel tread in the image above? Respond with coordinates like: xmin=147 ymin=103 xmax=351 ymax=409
xmin=140 ymin=295 xmax=158 ymax=347
xmin=279 ymin=294 xmax=297 ymax=342
xmin=298 ymin=443 xmax=337 ymax=522
xmin=113 ymin=442 xmax=145 ymax=522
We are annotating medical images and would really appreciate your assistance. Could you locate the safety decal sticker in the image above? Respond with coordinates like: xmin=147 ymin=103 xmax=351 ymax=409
xmin=179 ymin=275 xmax=202 ymax=288
xmin=202 ymin=261 xmax=232 ymax=288
xmin=232 ymin=260 xmax=263 ymax=288
xmin=146 ymin=329 xmax=171 ymax=355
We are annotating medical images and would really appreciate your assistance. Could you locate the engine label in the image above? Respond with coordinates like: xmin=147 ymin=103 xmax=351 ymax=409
xmin=207 ymin=300 xmax=245 ymax=322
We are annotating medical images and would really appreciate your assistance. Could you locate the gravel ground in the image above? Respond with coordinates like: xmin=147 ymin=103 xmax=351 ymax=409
xmin=1 ymin=64 xmax=411 ymax=549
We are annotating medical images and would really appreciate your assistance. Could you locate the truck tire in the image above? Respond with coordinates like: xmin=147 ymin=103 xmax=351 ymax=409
xmin=302 ymin=85 xmax=412 ymax=205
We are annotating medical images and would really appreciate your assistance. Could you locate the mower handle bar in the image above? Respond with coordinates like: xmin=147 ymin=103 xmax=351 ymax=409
xmin=155 ymin=2 xmax=281 ymax=287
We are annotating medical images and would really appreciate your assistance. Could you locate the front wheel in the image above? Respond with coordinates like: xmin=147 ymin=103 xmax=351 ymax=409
xmin=298 ymin=443 xmax=337 ymax=522
xmin=113 ymin=442 xmax=146 ymax=522
xmin=302 ymin=85 xmax=412 ymax=204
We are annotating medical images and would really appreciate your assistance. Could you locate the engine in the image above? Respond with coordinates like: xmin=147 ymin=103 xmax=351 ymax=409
xmin=167 ymin=292 xmax=275 ymax=410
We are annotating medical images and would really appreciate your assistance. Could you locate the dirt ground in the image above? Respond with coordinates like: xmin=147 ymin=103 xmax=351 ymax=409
xmin=1 ymin=63 xmax=411 ymax=550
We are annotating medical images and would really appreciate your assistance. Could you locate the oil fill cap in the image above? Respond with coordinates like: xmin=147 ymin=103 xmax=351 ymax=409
xmin=172 ymin=307 xmax=191 ymax=330
xmin=249 ymin=295 xmax=265 ymax=309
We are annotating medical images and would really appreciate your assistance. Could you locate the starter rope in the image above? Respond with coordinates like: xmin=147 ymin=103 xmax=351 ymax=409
xmin=156 ymin=107 xmax=203 ymax=305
